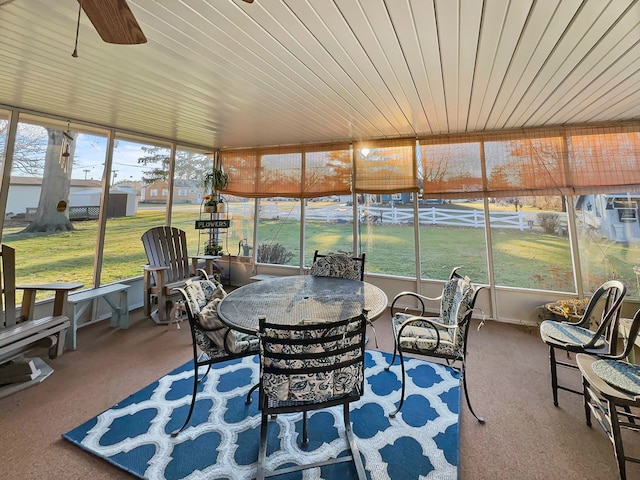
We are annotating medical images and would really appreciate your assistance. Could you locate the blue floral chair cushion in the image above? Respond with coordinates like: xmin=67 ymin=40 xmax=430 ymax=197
xmin=310 ymin=253 xmax=361 ymax=281
xmin=261 ymin=318 xmax=364 ymax=402
xmin=392 ymin=275 xmax=473 ymax=358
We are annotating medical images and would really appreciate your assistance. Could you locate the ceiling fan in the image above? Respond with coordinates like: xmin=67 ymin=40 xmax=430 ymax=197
xmin=77 ymin=0 xmax=255 ymax=45
xmin=0 ymin=1 xmax=255 ymax=45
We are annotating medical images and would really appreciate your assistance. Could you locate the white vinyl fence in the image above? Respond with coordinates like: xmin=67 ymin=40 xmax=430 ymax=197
xmin=250 ymin=203 xmax=562 ymax=232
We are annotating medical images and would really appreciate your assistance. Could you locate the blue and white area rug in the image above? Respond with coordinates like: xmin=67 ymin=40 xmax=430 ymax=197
xmin=63 ymin=350 xmax=460 ymax=480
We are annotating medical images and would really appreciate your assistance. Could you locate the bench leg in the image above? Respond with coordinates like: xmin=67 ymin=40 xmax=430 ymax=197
xmin=51 ymin=329 xmax=67 ymax=359
xmin=64 ymin=303 xmax=79 ymax=351
xmin=107 ymin=290 xmax=129 ymax=329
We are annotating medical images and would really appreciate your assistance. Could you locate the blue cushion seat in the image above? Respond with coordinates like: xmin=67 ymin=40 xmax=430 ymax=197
xmin=592 ymin=359 xmax=640 ymax=396
xmin=540 ymin=321 xmax=605 ymax=348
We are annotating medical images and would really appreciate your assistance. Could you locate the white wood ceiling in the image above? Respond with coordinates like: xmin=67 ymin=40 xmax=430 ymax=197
xmin=0 ymin=0 xmax=638 ymax=150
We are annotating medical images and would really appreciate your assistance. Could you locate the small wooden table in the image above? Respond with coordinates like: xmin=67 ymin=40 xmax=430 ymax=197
xmin=217 ymin=275 xmax=388 ymax=334
xmin=16 ymin=282 xmax=84 ymax=321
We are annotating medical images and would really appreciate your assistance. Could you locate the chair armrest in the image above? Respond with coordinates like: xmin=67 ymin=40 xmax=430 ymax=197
xmin=397 ymin=315 xmax=452 ymax=331
xmin=390 ymin=291 xmax=442 ymax=317
xmin=143 ymin=265 xmax=170 ymax=272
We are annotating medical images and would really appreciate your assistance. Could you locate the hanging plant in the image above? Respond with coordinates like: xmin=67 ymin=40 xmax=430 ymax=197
xmin=203 ymin=167 xmax=229 ymax=193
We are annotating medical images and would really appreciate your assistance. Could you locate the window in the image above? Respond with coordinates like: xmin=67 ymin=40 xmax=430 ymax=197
xmin=101 ymin=136 xmax=169 ymax=284
xmin=418 ymin=140 xmax=487 ymax=281
xmin=575 ymin=191 xmax=640 ymax=296
xmin=1 ymin=114 xmax=108 ymax=298
xmin=353 ymin=140 xmax=417 ymax=277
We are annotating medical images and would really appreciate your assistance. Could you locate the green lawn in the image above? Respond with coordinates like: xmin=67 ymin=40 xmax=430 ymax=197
xmin=3 ymin=202 xmax=639 ymax=298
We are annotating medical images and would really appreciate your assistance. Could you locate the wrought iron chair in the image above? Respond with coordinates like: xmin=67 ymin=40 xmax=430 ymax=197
xmin=310 ymin=250 xmax=365 ymax=281
xmin=256 ymin=311 xmax=368 ymax=480
xmin=540 ymin=280 xmax=626 ymax=406
xmin=385 ymin=267 xmax=485 ymax=422
xmin=170 ymin=276 xmax=258 ymax=436
xmin=576 ymin=307 xmax=640 ymax=480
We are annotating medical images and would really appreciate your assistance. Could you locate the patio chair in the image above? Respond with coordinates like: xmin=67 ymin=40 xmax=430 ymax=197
xmin=576 ymin=308 xmax=640 ymax=480
xmin=385 ymin=267 xmax=485 ymax=422
xmin=310 ymin=250 xmax=365 ymax=281
xmin=170 ymin=277 xmax=258 ymax=436
xmin=141 ymin=226 xmax=222 ymax=324
xmin=256 ymin=311 xmax=368 ymax=480
xmin=540 ymin=280 xmax=626 ymax=406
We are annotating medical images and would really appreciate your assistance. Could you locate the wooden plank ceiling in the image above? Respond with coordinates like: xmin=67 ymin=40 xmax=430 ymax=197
xmin=0 ymin=0 xmax=638 ymax=150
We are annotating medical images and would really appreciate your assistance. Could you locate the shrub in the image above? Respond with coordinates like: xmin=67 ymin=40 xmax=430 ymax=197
xmin=537 ymin=213 xmax=560 ymax=234
xmin=257 ymin=242 xmax=293 ymax=264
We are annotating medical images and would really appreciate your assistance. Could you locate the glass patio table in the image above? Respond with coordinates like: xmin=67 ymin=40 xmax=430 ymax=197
xmin=217 ymin=275 xmax=388 ymax=334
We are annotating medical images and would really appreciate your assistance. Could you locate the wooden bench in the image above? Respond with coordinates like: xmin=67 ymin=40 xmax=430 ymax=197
xmin=0 ymin=244 xmax=81 ymax=368
xmin=65 ymin=283 xmax=130 ymax=350
xmin=142 ymin=226 xmax=221 ymax=324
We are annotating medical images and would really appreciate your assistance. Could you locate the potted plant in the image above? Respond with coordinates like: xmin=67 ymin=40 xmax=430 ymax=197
xmin=203 ymin=195 xmax=217 ymax=213
xmin=216 ymin=197 xmax=226 ymax=213
xmin=204 ymin=240 xmax=223 ymax=256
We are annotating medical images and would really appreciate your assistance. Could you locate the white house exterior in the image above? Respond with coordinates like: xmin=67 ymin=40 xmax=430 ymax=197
xmin=5 ymin=177 xmax=137 ymax=219
xmin=5 ymin=177 xmax=102 ymax=217
xmin=575 ymin=193 xmax=640 ymax=243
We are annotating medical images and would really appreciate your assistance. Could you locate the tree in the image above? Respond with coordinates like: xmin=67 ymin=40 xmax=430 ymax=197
xmin=137 ymin=146 xmax=212 ymax=185
xmin=0 ymin=123 xmax=47 ymax=176
xmin=22 ymin=128 xmax=76 ymax=232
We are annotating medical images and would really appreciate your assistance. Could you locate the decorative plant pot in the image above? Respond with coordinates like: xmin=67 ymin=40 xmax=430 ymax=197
xmin=204 ymin=205 xmax=216 ymax=213
xmin=217 ymin=203 xmax=227 ymax=213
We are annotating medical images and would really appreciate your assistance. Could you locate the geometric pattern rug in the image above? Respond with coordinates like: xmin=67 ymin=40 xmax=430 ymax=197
xmin=63 ymin=350 xmax=460 ymax=480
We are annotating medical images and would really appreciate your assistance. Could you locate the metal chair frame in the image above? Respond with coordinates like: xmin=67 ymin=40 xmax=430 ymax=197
xmin=385 ymin=267 xmax=485 ymax=423
xmin=255 ymin=312 xmax=368 ymax=480
xmin=577 ymin=309 xmax=640 ymax=480
xmin=540 ymin=280 xmax=626 ymax=406
xmin=170 ymin=278 xmax=258 ymax=437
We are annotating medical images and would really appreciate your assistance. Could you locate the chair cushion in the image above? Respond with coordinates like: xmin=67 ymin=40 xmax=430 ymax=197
xmin=196 ymin=298 xmax=259 ymax=355
xmin=540 ymin=320 xmax=605 ymax=348
xmin=440 ymin=275 xmax=472 ymax=325
xmin=392 ymin=312 xmax=458 ymax=357
xmin=183 ymin=279 xmax=224 ymax=314
xmin=262 ymin=320 xmax=363 ymax=402
xmin=592 ymin=359 xmax=640 ymax=396
xmin=310 ymin=253 xmax=361 ymax=281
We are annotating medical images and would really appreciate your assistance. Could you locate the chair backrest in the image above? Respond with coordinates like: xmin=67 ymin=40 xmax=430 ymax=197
xmin=259 ymin=312 xmax=367 ymax=406
xmin=579 ymin=280 xmax=626 ymax=350
xmin=0 ymin=244 xmax=17 ymax=328
xmin=310 ymin=250 xmax=365 ymax=281
xmin=440 ymin=271 xmax=483 ymax=354
xmin=179 ymin=278 xmax=229 ymax=352
xmin=141 ymin=226 xmax=192 ymax=285
xmin=606 ymin=307 xmax=640 ymax=361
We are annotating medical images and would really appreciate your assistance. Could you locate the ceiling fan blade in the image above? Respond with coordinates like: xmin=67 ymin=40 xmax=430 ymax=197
xmin=79 ymin=0 xmax=147 ymax=45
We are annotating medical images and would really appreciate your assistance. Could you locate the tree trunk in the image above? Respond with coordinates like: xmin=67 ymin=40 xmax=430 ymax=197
xmin=22 ymin=129 xmax=75 ymax=233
